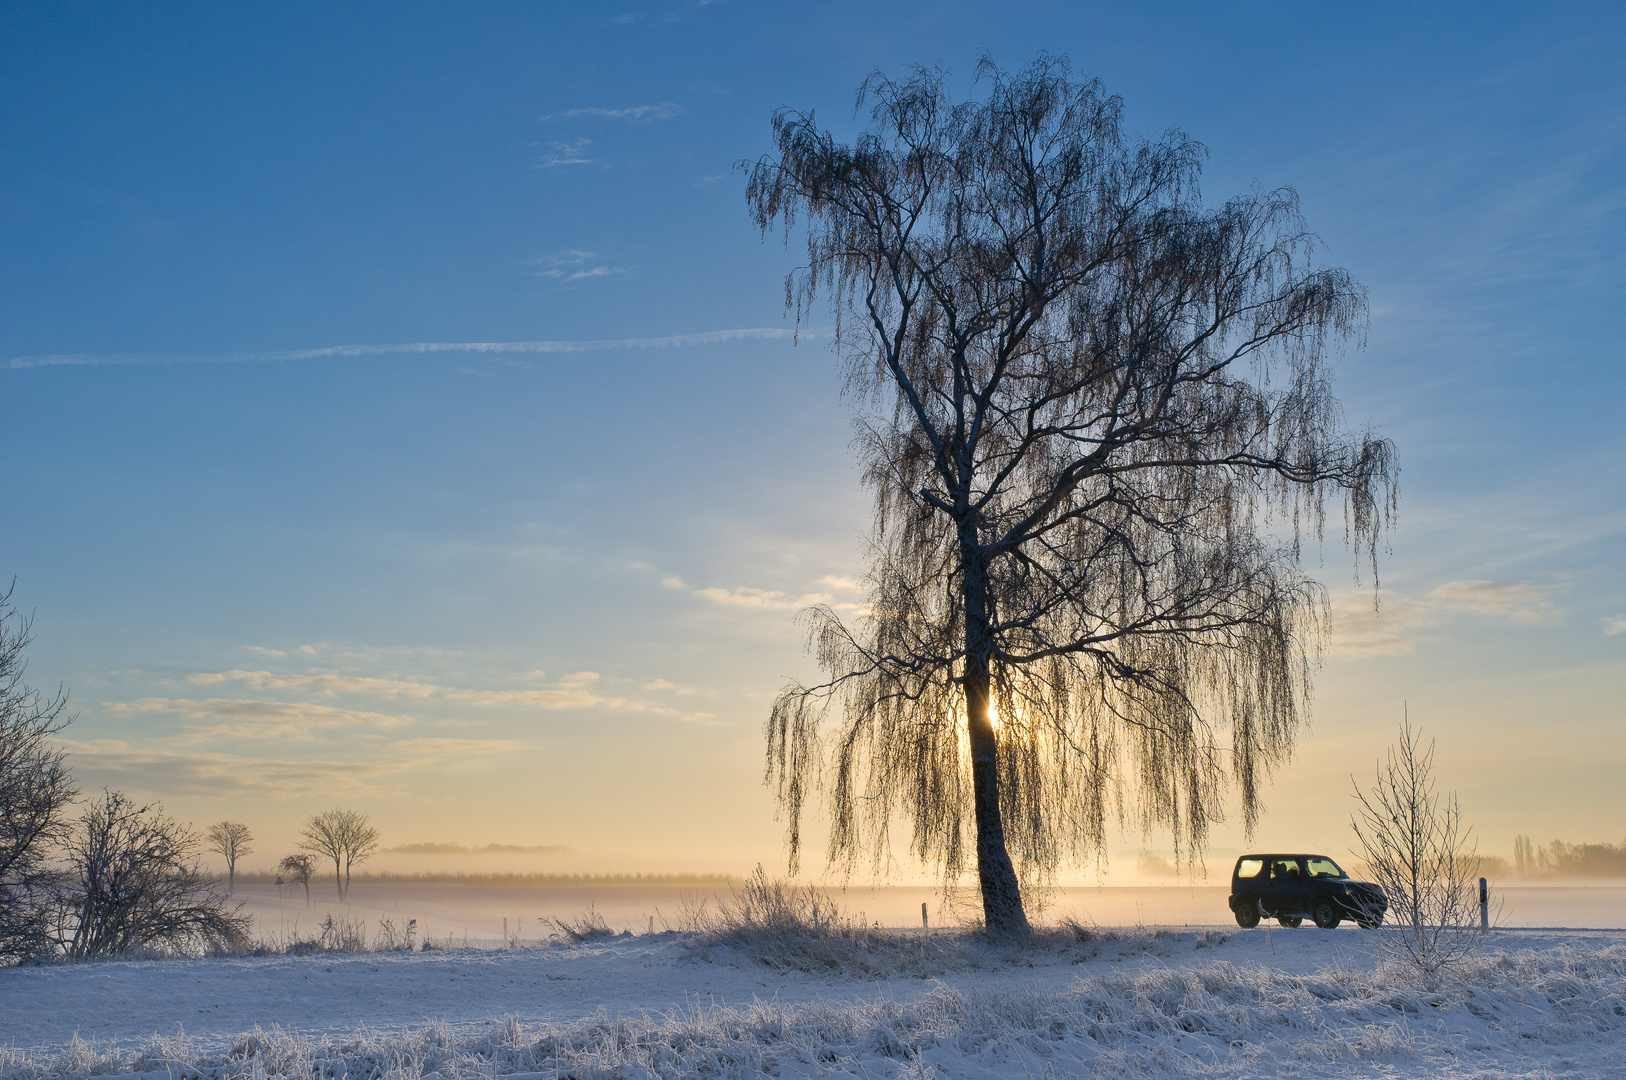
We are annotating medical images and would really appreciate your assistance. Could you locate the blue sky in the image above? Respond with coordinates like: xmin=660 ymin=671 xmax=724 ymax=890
xmin=2 ymin=1 xmax=1622 ymax=879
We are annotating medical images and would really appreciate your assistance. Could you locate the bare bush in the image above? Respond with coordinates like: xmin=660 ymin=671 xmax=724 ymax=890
xmin=1351 ymin=716 xmax=1481 ymax=979
xmin=0 ymin=587 xmax=77 ymax=965
xmin=373 ymin=917 xmax=417 ymax=952
xmin=57 ymin=791 xmax=251 ymax=960
xmin=545 ymin=905 xmax=615 ymax=944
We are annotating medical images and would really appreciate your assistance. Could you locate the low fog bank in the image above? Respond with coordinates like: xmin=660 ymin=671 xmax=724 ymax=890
xmin=232 ymin=881 xmax=1626 ymax=945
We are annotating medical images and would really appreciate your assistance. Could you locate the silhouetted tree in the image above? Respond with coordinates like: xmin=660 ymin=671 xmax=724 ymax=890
xmin=277 ymin=853 xmax=315 ymax=906
xmin=59 ymin=791 xmax=250 ymax=960
xmin=299 ymin=808 xmax=379 ymax=899
xmin=0 ymin=585 xmax=77 ymax=964
xmin=748 ymin=56 xmax=1396 ymax=934
xmin=205 ymin=820 xmax=253 ymax=894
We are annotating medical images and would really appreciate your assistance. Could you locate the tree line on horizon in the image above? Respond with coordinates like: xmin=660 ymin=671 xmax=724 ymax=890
xmin=1512 ymin=835 xmax=1626 ymax=879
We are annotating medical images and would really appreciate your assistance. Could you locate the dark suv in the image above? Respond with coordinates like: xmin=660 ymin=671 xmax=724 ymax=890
xmin=1227 ymin=854 xmax=1386 ymax=929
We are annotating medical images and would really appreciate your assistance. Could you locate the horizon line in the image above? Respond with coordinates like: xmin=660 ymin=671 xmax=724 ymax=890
xmin=4 ymin=327 xmax=815 ymax=370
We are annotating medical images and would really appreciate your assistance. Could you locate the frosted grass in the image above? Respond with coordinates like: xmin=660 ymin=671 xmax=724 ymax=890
xmin=4 ymin=942 xmax=1621 ymax=1079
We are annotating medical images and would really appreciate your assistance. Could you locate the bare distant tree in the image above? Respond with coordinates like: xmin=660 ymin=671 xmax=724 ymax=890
xmin=0 ymin=584 xmax=78 ymax=964
xmin=747 ymin=56 xmax=1396 ymax=934
xmin=58 ymin=791 xmax=251 ymax=960
xmin=1512 ymin=833 xmax=1535 ymax=878
xmin=299 ymin=809 xmax=379 ymax=899
xmin=277 ymin=853 xmax=315 ymax=907
xmin=1351 ymin=715 xmax=1480 ymax=979
xmin=205 ymin=821 xmax=253 ymax=894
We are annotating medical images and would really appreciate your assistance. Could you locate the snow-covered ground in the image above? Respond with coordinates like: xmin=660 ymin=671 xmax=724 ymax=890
xmin=3 ymin=926 xmax=1624 ymax=1078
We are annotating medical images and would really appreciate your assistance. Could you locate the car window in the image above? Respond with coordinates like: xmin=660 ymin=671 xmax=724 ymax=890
xmin=1306 ymin=857 xmax=1346 ymax=879
xmin=1236 ymin=858 xmax=1263 ymax=879
xmin=1270 ymin=859 xmax=1302 ymax=880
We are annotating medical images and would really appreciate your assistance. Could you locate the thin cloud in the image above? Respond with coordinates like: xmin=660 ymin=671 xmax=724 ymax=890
xmin=546 ymin=103 xmax=682 ymax=123
xmin=695 ymin=584 xmax=866 ymax=613
xmin=174 ymin=666 xmax=712 ymax=721
xmin=1330 ymin=579 xmax=1559 ymax=657
xmin=538 ymin=138 xmax=599 ymax=168
xmin=62 ymin=739 xmax=429 ymax=799
xmin=106 ymin=697 xmax=415 ymax=740
xmin=526 ymin=250 xmax=631 ymax=283
xmin=1604 ymin=616 xmax=1626 ymax=636
xmin=186 ymin=669 xmax=440 ymax=699
xmin=4 ymin=328 xmax=809 ymax=370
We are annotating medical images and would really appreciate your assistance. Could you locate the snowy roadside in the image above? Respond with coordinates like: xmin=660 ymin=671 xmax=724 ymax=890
xmin=3 ymin=929 xmax=1624 ymax=1078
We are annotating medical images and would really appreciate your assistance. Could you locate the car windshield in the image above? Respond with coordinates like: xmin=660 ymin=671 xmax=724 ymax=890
xmin=1305 ymin=856 xmax=1347 ymax=879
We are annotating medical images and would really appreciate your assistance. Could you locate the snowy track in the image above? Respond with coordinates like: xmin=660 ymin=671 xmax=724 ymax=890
xmin=3 ymin=929 xmax=1624 ymax=1078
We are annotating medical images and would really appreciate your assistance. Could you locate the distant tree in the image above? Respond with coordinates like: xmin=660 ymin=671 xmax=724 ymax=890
xmin=1512 ymin=833 xmax=1535 ymax=877
xmin=58 ymin=791 xmax=251 ymax=960
xmin=299 ymin=809 xmax=379 ymax=899
xmin=1351 ymin=716 xmax=1480 ymax=979
xmin=205 ymin=821 xmax=253 ymax=894
xmin=0 ymin=584 xmax=78 ymax=964
xmin=747 ymin=56 xmax=1396 ymax=934
xmin=276 ymin=853 xmax=315 ymax=907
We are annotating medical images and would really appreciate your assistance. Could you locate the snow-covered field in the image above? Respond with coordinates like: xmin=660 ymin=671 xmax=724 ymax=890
xmin=4 ymin=926 xmax=1624 ymax=1078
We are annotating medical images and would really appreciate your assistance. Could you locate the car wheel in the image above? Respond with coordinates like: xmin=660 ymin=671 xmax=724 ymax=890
xmin=1313 ymin=900 xmax=1342 ymax=929
xmin=1277 ymin=916 xmax=1302 ymax=928
xmin=1234 ymin=901 xmax=1260 ymax=929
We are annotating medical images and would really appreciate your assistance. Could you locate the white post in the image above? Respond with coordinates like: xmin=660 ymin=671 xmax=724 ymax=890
xmin=1479 ymin=877 xmax=1488 ymax=932
xmin=649 ymin=915 xmax=655 ymax=935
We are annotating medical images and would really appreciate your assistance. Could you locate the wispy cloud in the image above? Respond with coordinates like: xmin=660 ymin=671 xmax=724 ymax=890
xmin=694 ymin=575 xmax=867 ymax=614
xmin=694 ymin=586 xmax=833 ymax=610
xmin=1330 ymin=579 xmax=1558 ymax=657
xmin=1604 ymin=616 xmax=1626 ymax=636
xmin=106 ymin=697 xmax=415 ymax=741
xmin=694 ymin=582 xmax=866 ymax=613
xmin=62 ymin=739 xmax=434 ymax=799
xmin=546 ymin=103 xmax=682 ymax=123
xmin=538 ymin=138 xmax=599 ymax=168
xmin=525 ymin=250 xmax=631 ymax=283
xmin=186 ymin=670 xmax=440 ymax=699
xmin=173 ymin=667 xmax=714 ymax=723
xmin=4 ymin=327 xmax=810 ymax=370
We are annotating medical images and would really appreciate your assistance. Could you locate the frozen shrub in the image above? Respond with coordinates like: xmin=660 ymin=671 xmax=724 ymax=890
xmin=545 ymin=905 xmax=615 ymax=944
xmin=57 ymin=791 xmax=251 ymax=961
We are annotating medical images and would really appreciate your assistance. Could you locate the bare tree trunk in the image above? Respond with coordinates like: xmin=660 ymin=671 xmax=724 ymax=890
xmin=964 ymin=547 xmax=1030 ymax=937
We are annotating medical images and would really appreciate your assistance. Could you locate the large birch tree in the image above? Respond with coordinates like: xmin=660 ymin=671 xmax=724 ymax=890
xmin=747 ymin=56 xmax=1397 ymax=935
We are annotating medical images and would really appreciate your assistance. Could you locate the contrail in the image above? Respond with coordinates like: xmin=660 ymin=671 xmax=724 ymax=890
xmin=4 ymin=327 xmax=812 ymax=370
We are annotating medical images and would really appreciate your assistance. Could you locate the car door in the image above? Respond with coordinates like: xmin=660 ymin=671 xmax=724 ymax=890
xmin=1266 ymin=857 xmax=1310 ymax=916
